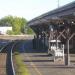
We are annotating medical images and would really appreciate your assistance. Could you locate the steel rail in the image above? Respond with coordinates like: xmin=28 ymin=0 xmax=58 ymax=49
xmin=0 ymin=41 xmax=17 ymax=75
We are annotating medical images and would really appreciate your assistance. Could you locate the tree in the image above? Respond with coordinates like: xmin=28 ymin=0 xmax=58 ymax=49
xmin=0 ymin=16 xmax=27 ymax=35
xmin=27 ymin=27 xmax=34 ymax=34
xmin=6 ymin=30 xmax=14 ymax=35
xmin=0 ymin=15 xmax=34 ymax=35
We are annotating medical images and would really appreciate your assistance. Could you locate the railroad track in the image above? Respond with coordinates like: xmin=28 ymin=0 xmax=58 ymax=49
xmin=0 ymin=41 xmax=17 ymax=75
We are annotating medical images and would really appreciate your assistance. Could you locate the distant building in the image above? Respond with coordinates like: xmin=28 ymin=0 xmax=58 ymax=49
xmin=0 ymin=26 xmax=12 ymax=35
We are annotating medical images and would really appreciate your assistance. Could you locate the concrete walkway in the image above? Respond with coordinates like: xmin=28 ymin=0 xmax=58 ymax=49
xmin=15 ymin=39 xmax=75 ymax=75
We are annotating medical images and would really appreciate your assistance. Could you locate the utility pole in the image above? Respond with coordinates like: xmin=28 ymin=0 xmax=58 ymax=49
xmin=58 ymin=0 xmax=59 ymax=8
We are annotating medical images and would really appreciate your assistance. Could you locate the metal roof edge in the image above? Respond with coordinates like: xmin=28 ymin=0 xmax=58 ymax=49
xmin=28 ymin=1 xmax=75 ymax=25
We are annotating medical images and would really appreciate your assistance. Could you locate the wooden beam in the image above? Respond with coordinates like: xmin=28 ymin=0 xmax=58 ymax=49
xmin=69 ymin=33 xmax=75 ymax=41
xmin=57 ymin=29 xmax=66 ymax=39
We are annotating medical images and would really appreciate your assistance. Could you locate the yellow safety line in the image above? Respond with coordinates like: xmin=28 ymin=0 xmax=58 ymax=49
xmin=26 ymin=54 xmax=43 ymax=75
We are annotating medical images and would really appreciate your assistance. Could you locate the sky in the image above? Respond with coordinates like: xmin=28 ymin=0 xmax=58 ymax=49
xmin=0 ymin=0 xmax=75 ymax=21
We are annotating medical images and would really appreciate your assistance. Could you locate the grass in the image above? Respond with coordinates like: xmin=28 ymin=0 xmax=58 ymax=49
xmin=14 ymin=52 xmax=30 ymax=75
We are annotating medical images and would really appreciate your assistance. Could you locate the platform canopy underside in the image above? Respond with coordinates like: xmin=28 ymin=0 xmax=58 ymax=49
xmin=28 ymin=1 xmax=75 ymax=34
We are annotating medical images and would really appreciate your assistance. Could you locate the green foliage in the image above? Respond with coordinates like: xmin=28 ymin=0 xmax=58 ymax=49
xmin=27 ymin=27 xmax=34 ymax=34
xmin=0 ymin=16 xmax=27 ymax=35
xmin=0 ymin=15 xmax=34 ymax=35
xmin=6 ymin=30 xmax=14 ymax=35
xmin=14 ymin=54 xmax=30 ymax=75
xmin=14 ymin=52 xmax=19 ymax=55
xmin=0 ymin=16 xmax=13 ymax=26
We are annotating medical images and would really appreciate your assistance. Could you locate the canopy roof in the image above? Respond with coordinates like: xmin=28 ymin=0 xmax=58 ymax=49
xmin=28 ymin=1 xmax=75 ymax=26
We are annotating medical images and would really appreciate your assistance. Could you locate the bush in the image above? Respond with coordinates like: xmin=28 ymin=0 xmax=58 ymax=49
xmin=14 ymin=52 xmax=19 ymax=55
xmin=6 ymin=30 xmax=13 ymax=35
xmin=14 ymin=54 xmax=30 ymax=75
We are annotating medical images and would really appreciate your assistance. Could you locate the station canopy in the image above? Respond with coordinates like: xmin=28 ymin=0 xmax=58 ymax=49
xmin=28 ymin=1 xmax=75 ymax=28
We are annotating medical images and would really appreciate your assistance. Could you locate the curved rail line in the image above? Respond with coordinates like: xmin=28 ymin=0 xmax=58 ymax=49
xmin=0 ymin=41 xmax=17 ymax=75
xmin=0 ymin=41 xmax=11 ymax=52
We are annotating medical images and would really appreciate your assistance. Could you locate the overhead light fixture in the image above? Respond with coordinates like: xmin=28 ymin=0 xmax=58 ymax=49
xmin=72 ymin=21 xmax=74 ymax=24
xmin=63 ymin=22 xmax=64 ymax=24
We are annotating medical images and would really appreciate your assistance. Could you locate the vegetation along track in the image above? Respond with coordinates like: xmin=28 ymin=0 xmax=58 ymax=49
xmin=0 ymin=40 xmax=18 ymax=75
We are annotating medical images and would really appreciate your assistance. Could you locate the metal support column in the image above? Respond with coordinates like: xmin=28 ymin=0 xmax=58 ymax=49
xmin=65 ymin=40 xmax=70 ymax=65
xmin=66 ymin=33 xmax=75 ymax=65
